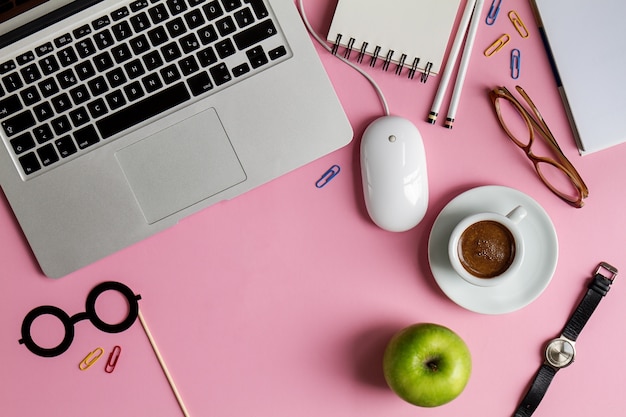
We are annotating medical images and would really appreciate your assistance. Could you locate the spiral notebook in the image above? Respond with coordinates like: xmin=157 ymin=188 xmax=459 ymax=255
xmin=530 ymin=0 xmax=626 ymax=155
xmin=326 ymin=0 xmax=462 ymax=81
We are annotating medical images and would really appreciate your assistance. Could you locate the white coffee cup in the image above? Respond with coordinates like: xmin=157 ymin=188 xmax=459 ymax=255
xmin=448 ymin=205 xmax=527 ymax=287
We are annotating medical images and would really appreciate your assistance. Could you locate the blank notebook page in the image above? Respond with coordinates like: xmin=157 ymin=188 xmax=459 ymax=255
xmin=326 ymin=0 xmax=461 ymax=76
xmin=532 ymin=0 xmax=626 ymax=154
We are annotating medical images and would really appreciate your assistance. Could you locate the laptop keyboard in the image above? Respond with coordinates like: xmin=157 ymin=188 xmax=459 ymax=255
xmin=0 ymin=0 xmax=290 ymax=178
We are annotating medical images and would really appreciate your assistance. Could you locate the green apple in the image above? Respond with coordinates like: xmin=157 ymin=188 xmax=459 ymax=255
xmin=382 ymin=323 xmax=472 ymax=407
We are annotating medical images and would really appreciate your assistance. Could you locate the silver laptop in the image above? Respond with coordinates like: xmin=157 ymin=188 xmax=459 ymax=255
xmin=0 ymin=0 xmax=352 ymax=277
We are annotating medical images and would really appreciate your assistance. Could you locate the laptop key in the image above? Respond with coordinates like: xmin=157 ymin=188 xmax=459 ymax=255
xmin=203 ymin=1 xmax=224 ymax=20
xmin=0 ymin=60 xmax=16 ymax=74
xmin=232 ymin=19 xmax=277 ymax=50
xmin=55 ymin=135 xmax=78 ymax=158
xmin=33 ymin=124 xmax=54 ymax=144
xmin=245 ymin=0 xmax=269 ymax=19
xmin=35 ymin=42 xmax=54 ymax=57
xmin=124 ymin=81 xmax=145 ymax=101
xmin=57 ymin=69 xmax=78 ymax=89
xmin=216 ymin=16 xmax=236 ymax=36
xmin=10 ymin=132 xmax=36 ymax=154
xmin=21 ymin=86 xmax=41 ymax=106
xmin=96 ymin=82 xmax=190 ymax=139
xmin=112 ymin=21 xmax=133 ymax=41
xmin=92 ymin=16 xmax=111 ymax=30
xmin=209 ymin=62 xmax=231 ymax=85
xmin=39 ymin=78 xmax=60 ymax=97
xmin=69 ymin=107 xmax=90 ymax=127
xmin=74 ymin=125 xmax=100 ymax=149
xmin=2 ymin=110 xmax=36 ymax=136
xmin=111 ymin=7 xmax=130 ymax=21
xmin=148 ymin=4 xmax=170 ymax=24
xmin=167 ymin=0 xmax=188 ymax=15
xmin=76 ymin=39 xmax=97 ymax=58
xmin=0 ymin=95 xmax=22 ymax=118
xmin=39 ymin=56 xmax=60 ymax=75
xmin=268 ymin=45 xmax=287 ymax=60
xmin=94 ymin=30 xmax=115 ymax=50
xmin=33 ymin=102 xmax=54 ymax=122
xmin=232 ymin=63 xmax=250 ymax=77
xmin=234 ymin=8 xmax=254 ymax=28
xmin=37 ymin=143 xmax=60 ymax=167
xmin=187 ymin=71 xmax=213 ymax=96
xmin=54 ymin=34 xmax=73 ymax=48
xmin=73 ymin=25 xmax=92 ymax=39
xmin=2 ymin=72 xmax=23 ymax=92
xmin=51 ymin=93 xmax=72 ymax=113
xmin=223 ymin=0 xmax=243 ymax=12
xmin=130 ymin=12 xmax=152 ymax=33
xmin=215 ymin=39 xmax=235 ymax=58
xmin=246 ymin=46 xmax=268 ymax=68
xmin=69 ymin=85 xmax=90 ymax=105
xmin=16 ymin=51 xmax=35 ymax=66
xmin=51 ymin=115 xmax=72 ymax=135
xmin=106 ymin=90 xmax=127 ymax=110
xmin=18 ymin=152 xmax=41 ymax=175
xmin=130 ymin=0 xmax=150 ymax=12
xmin=21 ymin=64 xmax=42 ymax=83
xmin=57 ymin=47 xmax=79 ymax=66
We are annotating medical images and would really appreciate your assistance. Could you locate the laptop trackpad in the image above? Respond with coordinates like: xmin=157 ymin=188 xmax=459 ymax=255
xmin=116 ymin=108 xmax=246 ymax=224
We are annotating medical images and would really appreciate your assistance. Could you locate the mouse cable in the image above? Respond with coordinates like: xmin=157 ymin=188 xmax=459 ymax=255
xmin=296 ymin=0 xmax=390 ymax=117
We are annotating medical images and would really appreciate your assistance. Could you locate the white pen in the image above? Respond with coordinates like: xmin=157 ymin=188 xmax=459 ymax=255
xmin=445 ymin=0 xmax=485 ymax=129
xmin=427 ymin=0 xmax=477 ymax=124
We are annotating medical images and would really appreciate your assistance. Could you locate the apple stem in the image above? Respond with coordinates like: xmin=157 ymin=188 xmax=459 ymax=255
xmin=426 ymin=359 xmax=439 ymax=372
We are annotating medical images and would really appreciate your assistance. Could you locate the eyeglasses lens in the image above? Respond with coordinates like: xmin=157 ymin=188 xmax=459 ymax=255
xmin=496 ymin=96 xmax=532 ymax=147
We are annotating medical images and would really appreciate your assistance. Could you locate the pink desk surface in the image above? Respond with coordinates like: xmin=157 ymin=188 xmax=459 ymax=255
xmin=3 ymin=1 xmax=626 ymax=416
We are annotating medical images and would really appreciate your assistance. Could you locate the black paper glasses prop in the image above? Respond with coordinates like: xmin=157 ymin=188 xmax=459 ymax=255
xmin=19 ymin=281 xmax=191 ymax=417
xmin=489 ymin=85 xmax=589 ymax=208
xmin=19 ymin=281 xmax=140 ymax=358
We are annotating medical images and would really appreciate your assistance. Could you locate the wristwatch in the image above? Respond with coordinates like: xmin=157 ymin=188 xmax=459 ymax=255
xmin=513 ymin=262 xmax=618 ymax=417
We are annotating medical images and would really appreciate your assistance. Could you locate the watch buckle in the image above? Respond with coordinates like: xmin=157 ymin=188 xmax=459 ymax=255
xmin=596 ymin=262 xmax=618 ymax=282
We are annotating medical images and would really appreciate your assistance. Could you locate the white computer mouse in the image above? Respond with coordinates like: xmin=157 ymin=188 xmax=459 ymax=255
xmin=360 ymin=116 xmax=428 ymax=232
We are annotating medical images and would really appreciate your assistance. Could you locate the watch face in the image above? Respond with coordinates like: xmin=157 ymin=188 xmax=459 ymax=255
xmin=545 ymin=338 xmax=575 ymax=368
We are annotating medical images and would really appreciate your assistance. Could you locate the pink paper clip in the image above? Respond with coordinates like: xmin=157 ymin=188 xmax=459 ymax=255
xmin=105 ymin=345 xmax=122 ymax=373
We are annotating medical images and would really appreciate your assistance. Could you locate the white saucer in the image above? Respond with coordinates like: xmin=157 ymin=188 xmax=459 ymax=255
xmin=428 ymin=185 xmax=558 ymax=314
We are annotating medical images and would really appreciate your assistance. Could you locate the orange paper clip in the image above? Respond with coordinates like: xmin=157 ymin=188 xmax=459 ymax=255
xmin=105 ymin=345 xmax=122 ymax=373
xmin=484 ymin=34 xmax=510 ymax=57
xmin=79 ymin=347 xmax=104 ymax=371
xmin=508 ymin=11 xmax=529 ymax=38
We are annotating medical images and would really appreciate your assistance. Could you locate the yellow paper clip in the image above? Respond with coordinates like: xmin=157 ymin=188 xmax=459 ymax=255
xmin=508 ymin=11 xmax=529 ymax=38
xmin=484 ymin=34 xmax=510 ymax=57
xmin=79 ymin=347 xmax=104 ymax=371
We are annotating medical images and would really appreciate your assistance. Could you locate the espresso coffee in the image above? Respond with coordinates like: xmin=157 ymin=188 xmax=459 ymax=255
xmin=457 ymin=220 xmax=516 ymax=279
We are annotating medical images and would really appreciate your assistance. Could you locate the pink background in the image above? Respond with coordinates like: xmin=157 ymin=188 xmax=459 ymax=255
xmin=3 ymin=1 xmax=626 ymax=416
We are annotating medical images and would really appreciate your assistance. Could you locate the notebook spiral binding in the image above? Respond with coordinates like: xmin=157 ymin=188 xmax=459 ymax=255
xmin=331 ymin=34 xmax=432 ymax=83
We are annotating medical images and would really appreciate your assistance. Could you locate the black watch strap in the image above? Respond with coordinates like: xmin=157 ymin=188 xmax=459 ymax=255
xmin=514 ymin=364 xmax=557 ymax=417
xmin=512 ymin=262 xmax=618 ymax=417
xmin=562 ymin=267 xmax=615 ymax=340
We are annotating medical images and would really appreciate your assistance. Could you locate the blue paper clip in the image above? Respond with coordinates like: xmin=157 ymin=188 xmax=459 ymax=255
xmin=315 ymin=165 xmax=341 ymax=188
xmin=485 ymin=0 xmax=502 ymax=25
xmin=510 ymin=49 xmax=521 ymax=79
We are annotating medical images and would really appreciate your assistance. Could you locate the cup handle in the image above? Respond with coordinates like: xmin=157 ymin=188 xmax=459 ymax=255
xmin=506 ymin=205 xmax=527 ymax=224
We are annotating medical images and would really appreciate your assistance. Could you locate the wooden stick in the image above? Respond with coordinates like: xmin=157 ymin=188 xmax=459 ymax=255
xmin=138 ymin=310 xmax=190 ymax=417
